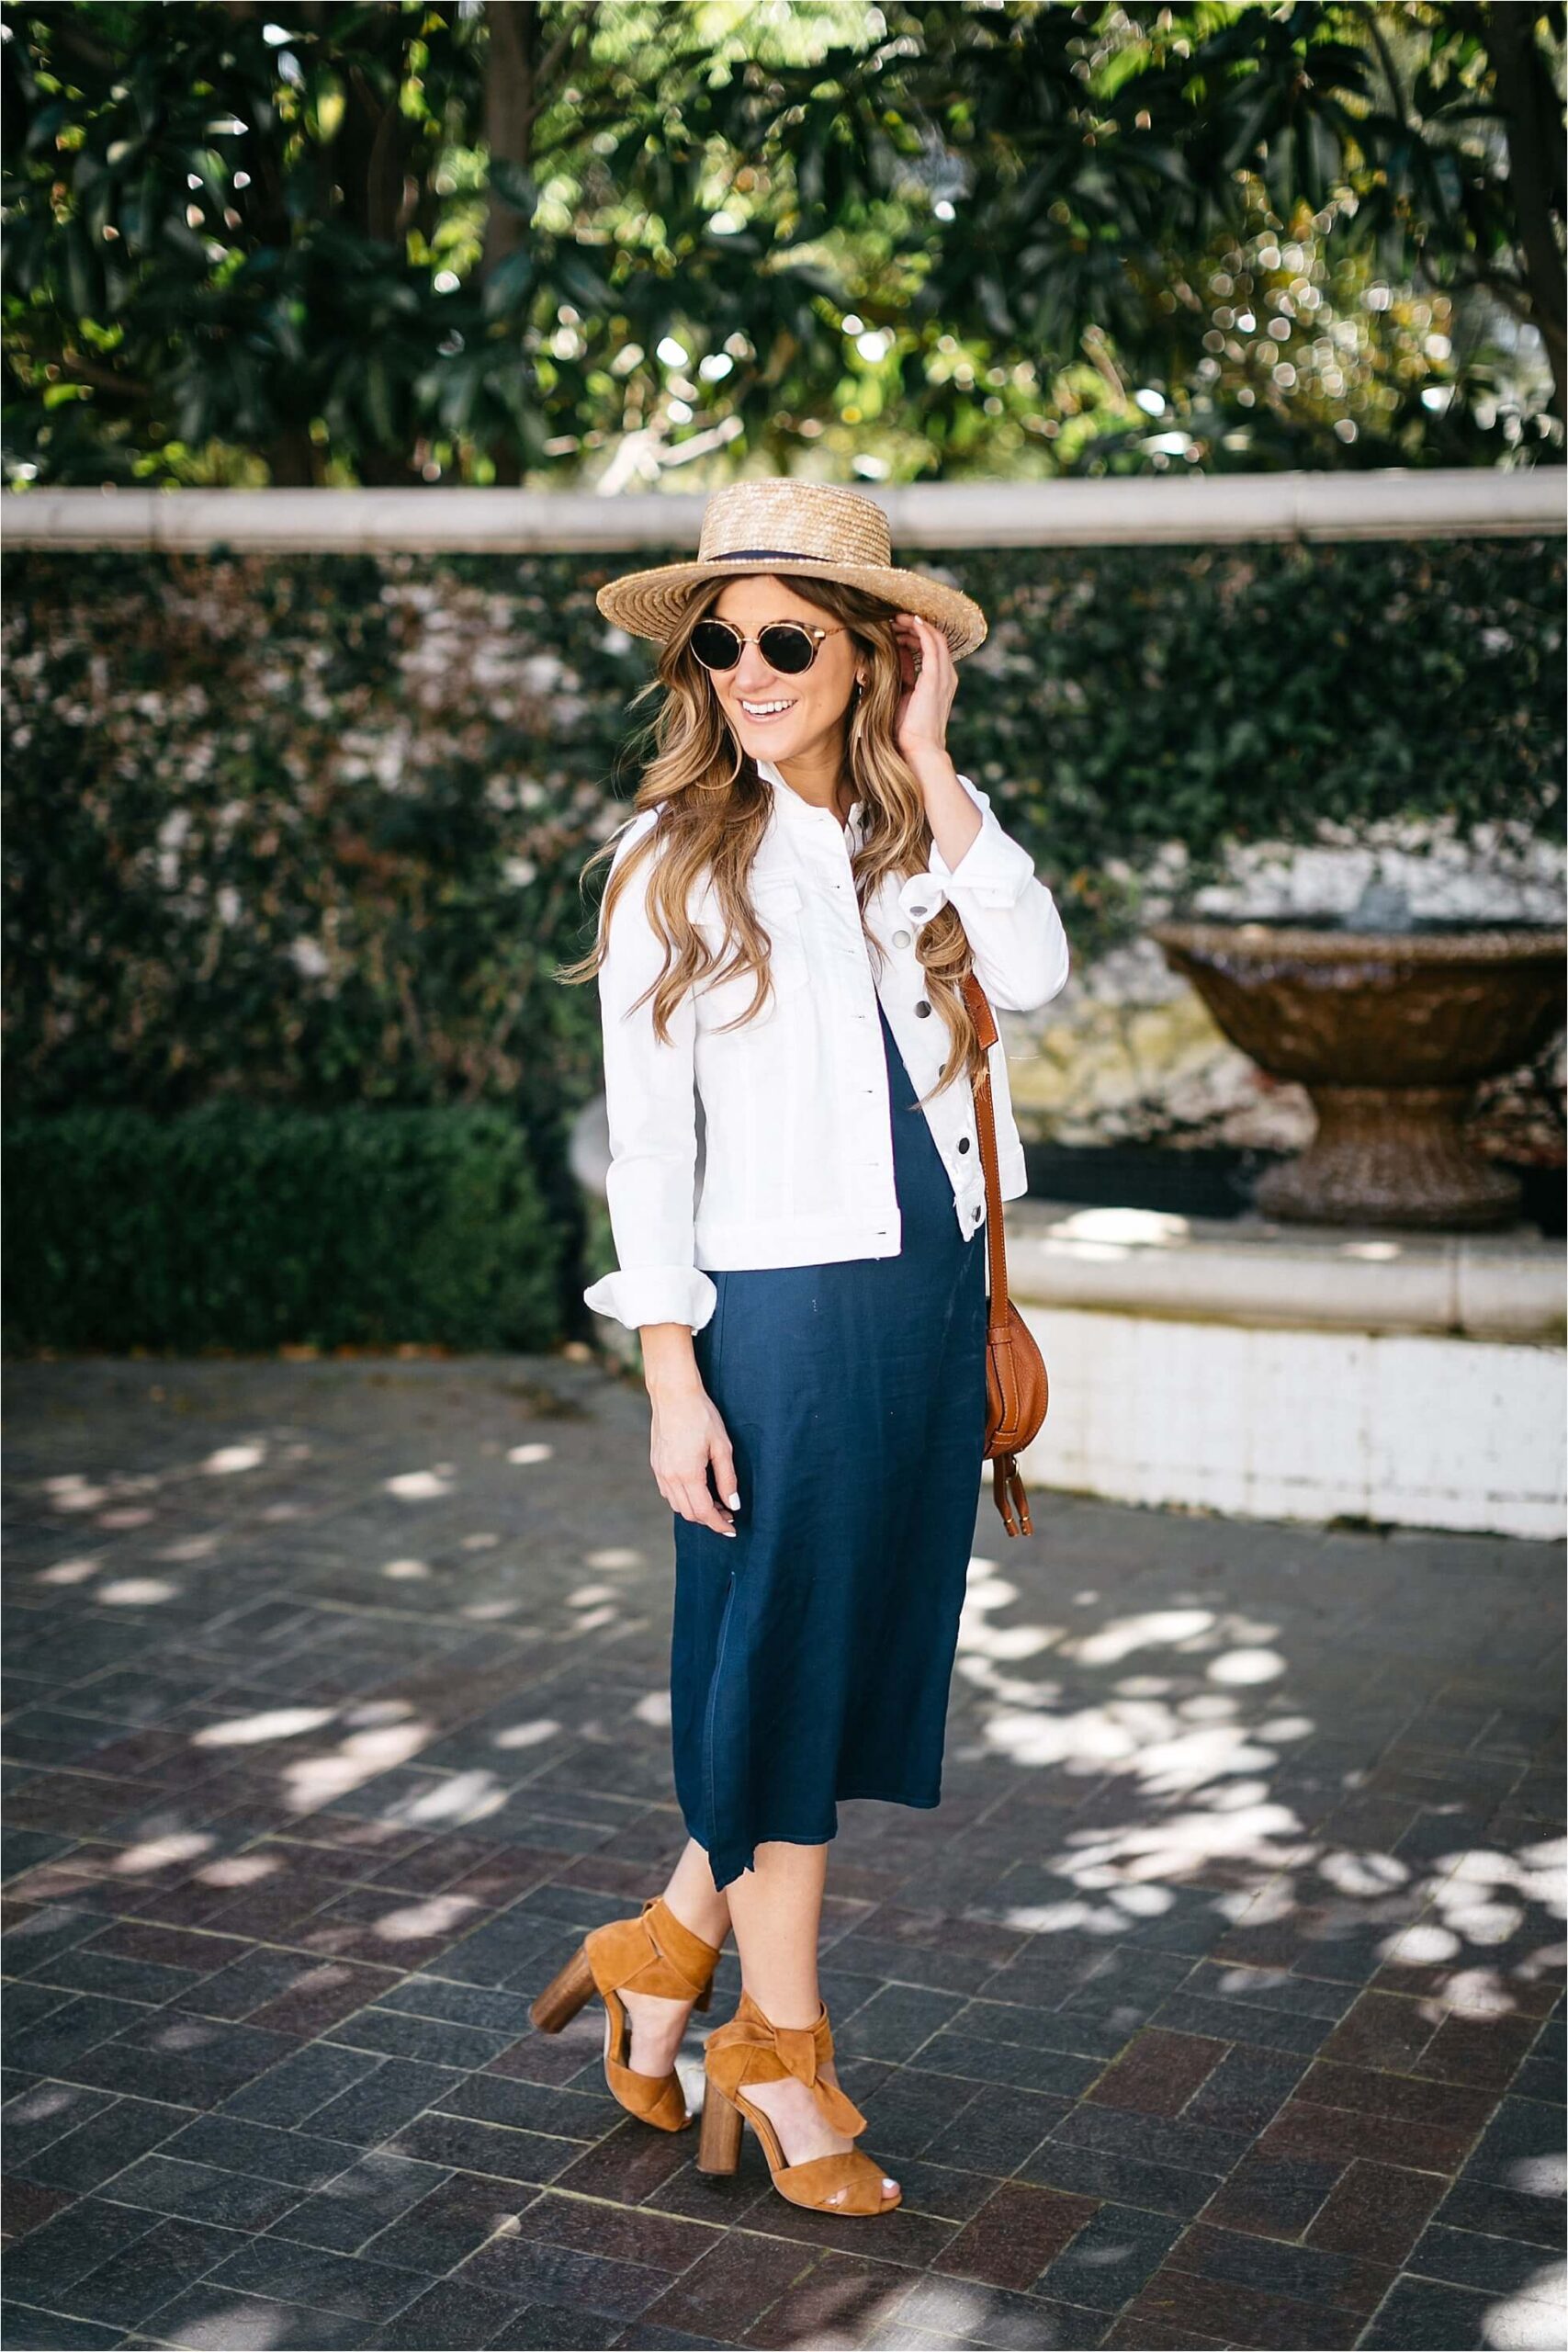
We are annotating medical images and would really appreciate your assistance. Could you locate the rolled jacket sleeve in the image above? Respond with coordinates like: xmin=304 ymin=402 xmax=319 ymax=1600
xmin=904 ymin=771 xmax=1070 ymax=1013
xmin=581 ymin=813 xmax=718 ymax=1335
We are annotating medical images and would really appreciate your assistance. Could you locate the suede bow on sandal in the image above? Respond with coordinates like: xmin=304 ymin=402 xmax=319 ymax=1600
xmin=528 ymin=1894 xmax=722 ymax=2132
xmin=696 ymin=1987 xmax=900 ymax=2213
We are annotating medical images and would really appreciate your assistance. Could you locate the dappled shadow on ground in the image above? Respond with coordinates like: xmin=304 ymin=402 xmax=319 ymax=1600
xmin=3 ymin=1355 xmax=1562 ymax=2350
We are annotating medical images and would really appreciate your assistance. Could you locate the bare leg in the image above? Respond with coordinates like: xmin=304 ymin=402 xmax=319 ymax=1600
xmin=619 ymin=1837 xmax=730 ymax=2078
xmin=724 ymin=1840 xmax=899 ymax=2205
xmin=664 ymin=1836 xmax=732 ymax=1949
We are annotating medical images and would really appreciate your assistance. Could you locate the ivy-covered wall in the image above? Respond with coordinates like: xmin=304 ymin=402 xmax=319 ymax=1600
xmin=3 ymin=537 xmax=1562 ymax=1345
xmin=6 ymin=537 xmax=1562 ymax=1115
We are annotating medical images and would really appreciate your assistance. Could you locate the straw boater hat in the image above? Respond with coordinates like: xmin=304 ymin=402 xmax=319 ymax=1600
xmin=595 ymin=479 xmax=987 ymax=660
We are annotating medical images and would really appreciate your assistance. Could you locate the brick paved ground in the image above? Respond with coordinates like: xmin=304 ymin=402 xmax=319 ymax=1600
xmin=2 ymin=1354 xmax=1562 ymax=2352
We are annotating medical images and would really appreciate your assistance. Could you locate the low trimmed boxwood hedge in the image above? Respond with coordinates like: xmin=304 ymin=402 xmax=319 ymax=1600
xmin=3 ymin=1102 xmax=560 ymax=1354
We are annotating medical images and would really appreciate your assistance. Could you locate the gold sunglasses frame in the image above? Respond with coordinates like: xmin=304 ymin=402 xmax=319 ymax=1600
xmin=689 ymin=619 xmax=852 ymax=674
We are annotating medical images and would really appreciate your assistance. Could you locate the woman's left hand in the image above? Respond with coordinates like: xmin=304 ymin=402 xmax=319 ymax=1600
xmin=892 ymin=612 xmax=957 ymax=770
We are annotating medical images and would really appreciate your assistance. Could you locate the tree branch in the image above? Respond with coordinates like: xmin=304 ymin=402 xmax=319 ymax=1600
xmin=61 ymin=348 xmax=150 ymax=401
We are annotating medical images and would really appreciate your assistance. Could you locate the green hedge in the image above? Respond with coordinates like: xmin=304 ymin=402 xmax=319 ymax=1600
xmin=3 ymin=1103 xmax=560 ymax=1354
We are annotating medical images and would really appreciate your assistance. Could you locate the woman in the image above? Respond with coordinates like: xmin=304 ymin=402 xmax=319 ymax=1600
xmin=547 ymin=480 xmax=1070 ymax=2218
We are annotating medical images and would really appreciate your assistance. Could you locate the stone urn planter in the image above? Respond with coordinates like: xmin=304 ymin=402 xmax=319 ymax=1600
xmin=1146 ymin=907 xmax=1566 ymax=1228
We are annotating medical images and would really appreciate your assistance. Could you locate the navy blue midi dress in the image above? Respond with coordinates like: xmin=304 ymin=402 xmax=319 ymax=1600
xmin=671 ymin=995 xmax=990 ymax=1893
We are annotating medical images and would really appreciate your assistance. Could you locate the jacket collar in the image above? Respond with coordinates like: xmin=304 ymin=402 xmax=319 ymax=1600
xmin=755 ymin=756 xmax=864 ymax=846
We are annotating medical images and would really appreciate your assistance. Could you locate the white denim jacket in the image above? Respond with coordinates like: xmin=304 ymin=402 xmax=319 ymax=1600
xmin=582 ymin=757 xmax=1070 ymax=1333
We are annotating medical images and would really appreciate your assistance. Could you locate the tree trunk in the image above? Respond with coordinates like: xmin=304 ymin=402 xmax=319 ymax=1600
xmin=269 ymin=426 xmax=317 ymax=487
xmin=338 ymin=58 xmax=411 ymax=251
xmin=481 ymin=0 xmax=543 ymax=486
xmin=483 ymin=0 xmax=538 ymax=279
xmin=327 ymin=7 xmax=421 ymax=484
xmin=1482 ymin=3 xmax=1567 ymax=420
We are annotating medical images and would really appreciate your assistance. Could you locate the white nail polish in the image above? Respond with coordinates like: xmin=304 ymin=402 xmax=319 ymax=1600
xmin=726 ymin=1491 xmax=740 ymax=1509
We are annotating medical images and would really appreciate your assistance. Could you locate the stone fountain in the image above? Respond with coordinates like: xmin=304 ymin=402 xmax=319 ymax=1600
xmin=1148 ymin=880 xmax=1566 ymax=1228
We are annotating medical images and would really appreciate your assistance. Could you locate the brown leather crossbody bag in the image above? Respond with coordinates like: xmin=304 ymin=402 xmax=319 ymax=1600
xmin=960 ymin=970 xmax=1049 ymax=1537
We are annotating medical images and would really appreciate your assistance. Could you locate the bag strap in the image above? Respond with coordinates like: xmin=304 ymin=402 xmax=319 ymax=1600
xmin=960 ymin=970 xmax=1012 ymax=1335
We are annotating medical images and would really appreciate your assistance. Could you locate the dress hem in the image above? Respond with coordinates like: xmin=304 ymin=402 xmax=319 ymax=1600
xmin=687 ymin=1787 xmax=943 ymax=1889
xmin=837 ymin=1788 xmax=942 ymax=1809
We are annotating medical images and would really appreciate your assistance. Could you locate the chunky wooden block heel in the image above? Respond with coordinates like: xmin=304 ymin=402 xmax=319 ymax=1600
xmin=528 ymin=1941 xmax=595 ymax=2034
xmin=695 ymin=2076 xmax=743 ymax=2175
xmin=529 ymin=1894 xmax=723 ymax=2133
xmin=699 ymin=1988 xmax=900 ymax=2213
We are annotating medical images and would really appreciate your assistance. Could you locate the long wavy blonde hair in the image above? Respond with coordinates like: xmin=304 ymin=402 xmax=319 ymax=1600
xmin=557 ymin=572 xmax=984 ymax=1104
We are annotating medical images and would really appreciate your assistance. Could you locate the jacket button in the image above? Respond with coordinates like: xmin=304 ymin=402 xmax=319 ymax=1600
xmin=892 ymin=929 xmax=911 ymax=948
xmin=958 ymin=1136 xmax=971 ymax=1153
xmin=914 ymin=1000 xmax=931 ymax=1017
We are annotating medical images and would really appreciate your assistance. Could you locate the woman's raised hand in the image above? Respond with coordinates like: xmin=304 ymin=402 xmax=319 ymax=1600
xmin=892 ymin=611 xmax=957 ymax=769
xmin=649 ymin=1381 xmax=740 ymax=1537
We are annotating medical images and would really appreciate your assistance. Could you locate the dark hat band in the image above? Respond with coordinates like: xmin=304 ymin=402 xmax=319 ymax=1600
xmin=709 ymin=546 xmax=848 ymax=562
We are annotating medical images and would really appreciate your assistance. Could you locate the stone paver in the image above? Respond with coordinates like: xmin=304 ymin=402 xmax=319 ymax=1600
xmin=3 ymin=1353 xmax=1562 ymax=2351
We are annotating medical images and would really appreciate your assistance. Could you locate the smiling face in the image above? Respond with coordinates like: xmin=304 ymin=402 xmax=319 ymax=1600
xmin=704 ymin=575 xmax=864 ymax=766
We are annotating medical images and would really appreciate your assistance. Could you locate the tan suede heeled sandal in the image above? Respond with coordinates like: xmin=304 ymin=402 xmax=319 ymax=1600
xmin=696 ymin=1987 xmax=900 ymax=2213
xmin=529 ymin=1894 xmax=722 ymax=2132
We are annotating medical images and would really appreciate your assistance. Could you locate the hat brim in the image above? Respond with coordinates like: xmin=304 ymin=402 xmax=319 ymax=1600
xmin=595 ymin=556 xmax=987 ymax=660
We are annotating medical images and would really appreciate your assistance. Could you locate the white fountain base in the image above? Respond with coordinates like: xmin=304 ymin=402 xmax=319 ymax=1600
xmin=1008 ymin=1200 xmax=1564 ymax=1541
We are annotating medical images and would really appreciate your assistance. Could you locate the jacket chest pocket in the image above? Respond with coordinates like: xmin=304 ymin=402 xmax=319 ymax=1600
xmin=696 ymin=876 xmax=809 ymax=1029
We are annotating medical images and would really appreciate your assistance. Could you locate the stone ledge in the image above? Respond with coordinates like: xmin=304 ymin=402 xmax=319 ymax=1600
xmin=6 ymin=468 xmax=1562 ymax=550
xmin=1007 ymin=1198 xmax=1566 ymax=1342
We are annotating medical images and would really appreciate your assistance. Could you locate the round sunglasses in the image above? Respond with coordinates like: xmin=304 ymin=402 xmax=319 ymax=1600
xmin=690 ymin=617 xmax=850 ymax=676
